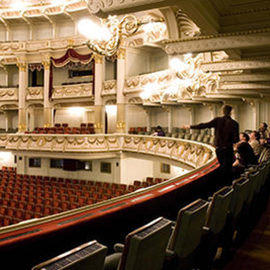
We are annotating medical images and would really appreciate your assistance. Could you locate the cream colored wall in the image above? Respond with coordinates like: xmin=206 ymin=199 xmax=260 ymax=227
xmin=120 ymin=157 xmax=154 ymax=185
xmin=238 ymin=103 xmax=255 ymax=131
xmin=11 ymin=25 xmax=29 ymax=41
xmin=24 ymin=157 xmax=119 ymax=183
xmin=33 ymin=108 xmax=44 ymax=129
xmin=127 ymin=105 xmax=147 ymax=128
xmin=0 ymin=151 xmax=16 ymax=168
xmin=55 ymin=109 xmax=89 ymax=127
xmin=153 ymin=162 xmax=189 ymax=179
xmin=172 ymin=106 xmax=190 ymax=127
xmin=7 ymin=65 xmax=18 ymax=86
xmin=34 ymin=23 xmax=52 ymax=40
xmin=0 ymin=70 xmax=6 ymax=86
xmin=0 ymin=113 xmax=5 ymax=129
xmin=105 ymin=61 xmax=116 ymax=80
xmin=194 ymin=105 xmax=212 ymax=124
xmin=150 ymin=108 xmax=167 ymax=129
xmin=53 ymin=67 xmax=93 ymax=85
xmin=57 ymin=21 xmax=75 ymax=37
xmin=150 ymin=50 xmax=168 ymax=72
xmin=126 ymin=49 xmax=150 ymax=76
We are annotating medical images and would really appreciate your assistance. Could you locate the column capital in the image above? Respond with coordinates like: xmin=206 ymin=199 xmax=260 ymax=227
xmin=17 ymin=62 xmax=26 ymax=72
xmin=94 ymin=54 xmax=103 ymax=64
xmin=42 ymin=61 xmax=51 ymax=70
xmin=117 ymin=48 xmax=126 ymax=60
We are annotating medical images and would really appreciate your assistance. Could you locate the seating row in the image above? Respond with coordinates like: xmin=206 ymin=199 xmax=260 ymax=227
xmin=31 ymin=160 xmax=270 ymax=270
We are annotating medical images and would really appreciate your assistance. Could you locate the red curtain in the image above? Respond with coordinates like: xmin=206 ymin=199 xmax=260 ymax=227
xmin=49 ymin=49 xmax=94 ymax=99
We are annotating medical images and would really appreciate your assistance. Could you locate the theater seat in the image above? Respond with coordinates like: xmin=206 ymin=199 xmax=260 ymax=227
xmin=164 ymin=199 xmax=209 ymax=270
xmin=104 ymin=217 xmax=172 ymax=270
xmin=195 ymin=186 xmax=234 ymax=269
xmin=32 ymin=240 xmax=107 ymax=270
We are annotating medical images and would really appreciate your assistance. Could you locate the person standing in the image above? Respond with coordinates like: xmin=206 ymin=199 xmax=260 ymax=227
xmin=183 ymin=105 xmax=239 ymax=184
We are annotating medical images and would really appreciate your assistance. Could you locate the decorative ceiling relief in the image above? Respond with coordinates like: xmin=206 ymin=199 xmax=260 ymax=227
xmin=140 ymin=54 xmax=219 ymax=103
xmin=175 ymin=9 xmax=201 ymax=38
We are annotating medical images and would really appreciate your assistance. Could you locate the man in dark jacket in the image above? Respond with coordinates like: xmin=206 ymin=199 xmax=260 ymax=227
xmin=183 ymin=105 xmax=239 ymax=184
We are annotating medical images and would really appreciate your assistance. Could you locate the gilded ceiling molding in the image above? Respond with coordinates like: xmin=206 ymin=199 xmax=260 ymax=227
xmin=175 ymin=9 xmax=200 ymax=38
xmin=87 ymin=0 xmax=169 ymax=15
xmin=201 ymin=58 xmax=270 ymax=72
xmin=165 ymin=28 xmax=270 ymax=54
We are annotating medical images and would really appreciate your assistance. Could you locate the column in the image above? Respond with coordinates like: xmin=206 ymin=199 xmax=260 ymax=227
xmin=94 ymin=55 xmax=104 ymax=134
xmin=167 ymin=107 xmax=173 ymax=133
xmin=17 ymin=61 xmax=27 ymax=133
xmin=42 ymin=60 xmax=53 ymax=127
xmin=4 ymin=111 xmax=11 ymax=132
xmin=116 ymin=48 xmax=126 ymax=133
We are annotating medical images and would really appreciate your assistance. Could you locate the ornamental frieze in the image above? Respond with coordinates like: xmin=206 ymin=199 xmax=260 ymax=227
xmin=26 ymin=87 xmax=43 ymax=100
xmin=0 ymin=88 xmax=18 ymax=100
xmin=4 ymin=134 xmax=215 ymax=169
xmin=52 ymin=83 xmax=93 ymax=99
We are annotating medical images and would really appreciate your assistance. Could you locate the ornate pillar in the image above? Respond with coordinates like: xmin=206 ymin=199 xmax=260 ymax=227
xmin=94 ymin=55 xmax=104 ymax=134
xmin=116 ymin=48 xmax=126 ymax=133
xmin=42 ymin=60 xmax=53 ymax=127
xmin=17 ymin=61 xmax=27 ymax=133
xmin=4 ymin=111 xmax=11 ymax=132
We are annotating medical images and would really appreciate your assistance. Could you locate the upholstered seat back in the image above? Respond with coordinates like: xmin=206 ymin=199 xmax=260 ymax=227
xmin=206 ymin=187 xmax=234 ymax=235
xmin=118 ymin=217 xmax=172 ymax=270
xmin=230 ymin=177 xmax=249 ymax=219
xmin=169 ymin=199 xmax=209 ymax=257
xmin=32 ymin=240 xmax=107 ymax=270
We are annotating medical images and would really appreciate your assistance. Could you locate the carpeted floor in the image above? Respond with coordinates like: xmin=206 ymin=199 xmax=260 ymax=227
xmin=219 ymin=199 xmax=270 ymax=270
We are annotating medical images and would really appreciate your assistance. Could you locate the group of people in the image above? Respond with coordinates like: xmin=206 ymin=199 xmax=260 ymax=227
xmin=152 ymin=105 xmax=269 ymax=185
xmin=184 ymin=105 xmax=269 ymax=184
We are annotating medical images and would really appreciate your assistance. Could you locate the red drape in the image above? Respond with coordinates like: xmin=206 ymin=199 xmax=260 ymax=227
xmin=49 ymin=49 xmax=94 ymax=99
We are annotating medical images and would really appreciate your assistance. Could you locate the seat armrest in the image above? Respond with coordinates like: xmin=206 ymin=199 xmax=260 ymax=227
xmin=165 ymin=249 xmax=176 ymax=260
xmin=114 ymin=243 xmax=124 ymax=253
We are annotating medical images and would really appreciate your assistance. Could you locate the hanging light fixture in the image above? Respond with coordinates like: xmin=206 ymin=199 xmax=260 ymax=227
xmin=78 ymin=15 xmax=164 ymax=57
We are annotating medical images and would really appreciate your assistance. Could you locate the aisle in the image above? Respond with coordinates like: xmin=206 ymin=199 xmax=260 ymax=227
xmin=221 ymin=199 xmax=270 ymax=270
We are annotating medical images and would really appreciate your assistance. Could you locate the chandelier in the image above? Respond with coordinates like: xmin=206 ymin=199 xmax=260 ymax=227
xmin=78 ymin=15 xmax=164 ymax=57
xmin=140 ymin=54 xmax=219 ymax=102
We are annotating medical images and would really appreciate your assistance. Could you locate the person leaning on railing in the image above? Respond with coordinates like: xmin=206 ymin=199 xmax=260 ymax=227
xmin=183 ymin=105 xmax=239 ymax=185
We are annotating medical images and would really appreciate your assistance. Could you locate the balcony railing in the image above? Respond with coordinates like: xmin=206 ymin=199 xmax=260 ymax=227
xmin=52 ymin=82 xmax=94 ymax=100
xmin=3 ymin=134 xmax=215 ymax=169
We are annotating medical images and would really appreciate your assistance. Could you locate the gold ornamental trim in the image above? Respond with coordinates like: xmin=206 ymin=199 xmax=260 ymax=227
xmin=17 ymin=62 xmax=26 ymax=72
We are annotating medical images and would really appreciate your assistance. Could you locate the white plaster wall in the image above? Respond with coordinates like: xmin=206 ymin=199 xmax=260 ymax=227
xmin=53 ymin=67 xmax=92 ymax=85
xmin=0 ymin=151 xmax=16 ymax=168
xmin=172 ymin=106 xmax=190 ymax=127
xmin=25 ymin=157 xmax=118 ymax=183
xmin=127 ymin=105 xmax=147 ymax=128
xmin=150 ymin=50 xmax=168 ymax=72
xmin=0 ymin=70 xmax=6 ymax=86
xmin=238 ymin=103 xmax=254 ymax=131
xmin=7 ymin=65 xmax=19 ymax=86
xmin=0 ymin=113 xmax=5 ymax=129
xmin=153 ymin=162 xmax=189 ymax=179
xmin=194 ymin=105 xmax=212 ymax=124
xmin=0 ymin=26 xmax=6 ymax=41
xmin=150 ymin=108 xmax=167 ymax=129
xmin=57 ymin=22 xmax=75 ymax=37
xmin=11 ymin=25 xmax=29 ymax=41
xmin=120 ymin=157 xmax=154 ymax=185
xmin=33 ymin=108 xmax=44 ymax=128
xmin=55 ymin=109 xmax=87 ymax=127
xmin=105 ymin=61 xmax=116 ymax=80
xmin=126 ymin=49 xmax=150 ymax=77
xmin=34 ymin=23 xmax=52 ymax=40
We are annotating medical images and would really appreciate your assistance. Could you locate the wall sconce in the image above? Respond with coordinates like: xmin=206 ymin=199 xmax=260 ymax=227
xmin=78 ymin=15 xmax=164 ymax=57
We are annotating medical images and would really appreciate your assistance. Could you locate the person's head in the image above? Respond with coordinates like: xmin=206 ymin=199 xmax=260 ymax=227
xmin=156 ymin=125 xmax=162 ymax=131
xmin=259 ymin=122 xmax=268 ymax=130
xmin=222 ymin=105 xmax=232 ymax=116
xmin=240 ymin=132 xmax=249 ymax=142
xmin=250 ymin=130 xmax=260 ymax=141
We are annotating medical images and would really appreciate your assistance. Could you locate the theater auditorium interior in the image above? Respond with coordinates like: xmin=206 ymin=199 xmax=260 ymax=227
xmin=0 ymin=0 xmax=270 ymax=269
